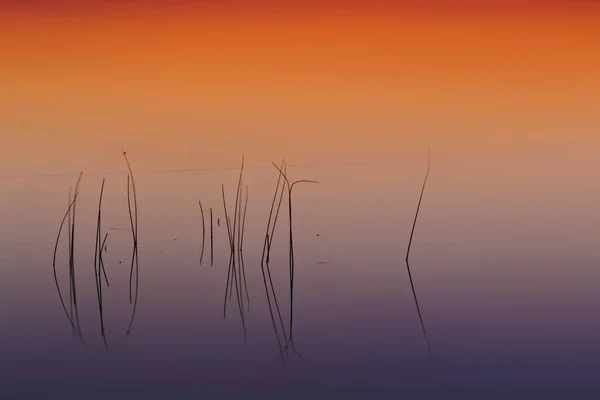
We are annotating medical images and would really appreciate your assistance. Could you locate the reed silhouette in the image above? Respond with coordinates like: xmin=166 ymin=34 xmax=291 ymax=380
xmin=199 ymin=200 xmax=206 ymax=265
xmin=52 ymin=172 xmax=86 ymax=346
xmin=67 ymin=187 xmax=75 ymax=339
xmin=266 ymin=163 xmax=287 ymax=266
xmin=221 ymin=156 xmax=249 ymax=338
xmin=237 ymin=184 xmax=250 ymax=311
xmin=260 ymin=159 xmax=290 ymax=361
xmin=405 ymin=143 xmax=432 ymax=359
xmin=122 ymin=150 xmax=140 ymax=336
xmin=232 ymin=158 xmax=247 ymax=312
xmin=93 ymin=178 xmax=110 ymax=352
xmin=270 ymin=161 xmax=317 ymax=362
xmin=44 ymin=150 xmax=432 ymax=363
xmin=210 ymin=208 xmax=214 ymax=266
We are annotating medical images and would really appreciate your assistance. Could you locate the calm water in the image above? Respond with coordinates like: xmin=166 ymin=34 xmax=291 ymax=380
xmin=1 ymin=140 xmax=600 ymax=399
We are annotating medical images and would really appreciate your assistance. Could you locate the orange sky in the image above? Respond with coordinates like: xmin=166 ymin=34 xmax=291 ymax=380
xmin=4 ymin=4 xmax=598 ymax=106
xmin=1 ymin=2 xmax=599 ymax=174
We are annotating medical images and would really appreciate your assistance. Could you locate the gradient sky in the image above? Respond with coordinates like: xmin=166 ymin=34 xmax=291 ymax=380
xmin=1 ymin=0 xmax=599 ymax=174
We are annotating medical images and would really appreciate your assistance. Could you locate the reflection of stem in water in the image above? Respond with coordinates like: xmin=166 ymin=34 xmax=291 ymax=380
xmin=268 ymin=163 xmax=288 ymax=340
xmin=68 ymin=173 xmax=85 ymax=342
xmin=210 ymin=208 xmax=214 ymax=266
xmin=221 ymin=156 xmax=248 ymax=338
xmin=232 ymin=156 xmax=244 ymax=313
xmin=221 ymin=187 xmax=246 ymax=336
xmin=222 ymin=185 xmax=234 ymax=317
xmin=67 ymin=187 xmax=74 ymax=338
xmin=123 ymin=150 xmax=140 ymax=336
xmin=52 ymin=171 xmax=86 ymax=346
xmin=100 ymin=234 xmax=110 ymax=286
xmin=93 ymin=178 xmax=109 ymax=352
xmin=405 ymin=143 xmax=432 ymax=359
xmin=239 ymin=185 xmax=250 ymax=311
xmin=271 ymin=161 xmax=317 ymax=361
xmin=126 ymin=176 xmax=134 ymax=299
xmin=260 ymin=159 xmax=289 ymax=360
xmin=199 ymin=200 xmax=206 ymax=265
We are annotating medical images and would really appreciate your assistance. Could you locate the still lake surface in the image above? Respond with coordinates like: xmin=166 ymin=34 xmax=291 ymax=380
xmin=1 ymin=140 xmax=600 ymax=399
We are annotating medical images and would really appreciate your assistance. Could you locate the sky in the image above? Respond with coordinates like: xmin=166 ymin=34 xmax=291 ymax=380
xmin=1 ymin=0 xmax=599 ymax=174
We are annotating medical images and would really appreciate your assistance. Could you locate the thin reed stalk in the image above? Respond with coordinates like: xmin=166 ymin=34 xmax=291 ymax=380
xmin=239 ymin=185 xmax=250 ymax=310
xmin=68 ymin=173 xmax=84 ymax=341
xmin=405 ymin=143 xmax=432 ymax=359
xmin=210 ymin=208 xmax=214 ymax=266
xmin=122 ymin=150 xmax=140 ymax=336
xmin=52 ymin=172 xmax=86 ymax=346
xmin=266 ymin=163 xmax=287 ymax=264
xmin=270 ymin=161 xmax=317 ymax=360
xmin=93 ymin=178 xmax=109 ymax=352
xmin=260 ymin=159 xmax=290 ymax=359
xmin=222 ymin=185 xmax=234 ymax=317
xmin=221 ymin=156 xmax=249 ymax=338
xmin=232 ymin=156 xmax=245 ymax=312
xmin=199 ymin=200 xmax=206 ymax=265
xmin=68 ymin=188 xmax=74 ymax=338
